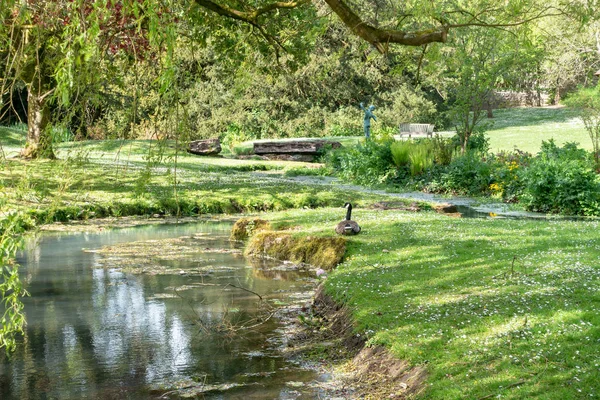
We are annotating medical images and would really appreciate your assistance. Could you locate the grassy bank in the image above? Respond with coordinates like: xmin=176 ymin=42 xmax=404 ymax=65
xmin=257 ymin=208 xmax=600 ymax=399
xmin=486 ymin=107 xmax=589 ymax=153
xmin=0 ymin=127 xmax=390 ymax=229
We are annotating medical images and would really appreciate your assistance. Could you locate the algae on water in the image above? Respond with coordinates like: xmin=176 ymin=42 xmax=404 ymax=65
xmin=86 ymin=235 xmax=243 ymax=275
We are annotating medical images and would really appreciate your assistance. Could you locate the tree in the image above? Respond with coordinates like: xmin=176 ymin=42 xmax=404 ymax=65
xmin=1 ymin=0 xmax=166 ymax=159
xmin=2 ymin=0 xmax=569 ymax=159
xmin=442 ymin=28 xmax=526 ymax=153
xmin=564 ymin=85 xmax=600 ymax=168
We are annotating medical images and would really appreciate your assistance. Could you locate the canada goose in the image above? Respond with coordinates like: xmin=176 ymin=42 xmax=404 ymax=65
xmin=335 ymin=203 xmax=361 ymax=235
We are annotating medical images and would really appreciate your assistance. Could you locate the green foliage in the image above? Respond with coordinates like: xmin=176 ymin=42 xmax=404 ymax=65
xmin=563 ymin=85 xmax=600 ymax=167
xmin=442 ymin=27 xmax=519 ymax=152
xmin=426 ymin=152 xmax=492 ymax=195
xmin=283 ymin=166 xmax=331 ymax=178
xmin=451 ymin=131 xmax=490 ymax=154
xmin=430 ymin=134 xmax=456 ymax=166
xmin=408 ymin=141 xmax=434 ymax=176
xmin=0 ymin=213 xmax=31 ymax=353
xmin=519 ymin=140 xmax=600 ymax=215
xmin=391 ymin=137 xmax=454 ymax=178
xmin=487 ymin=150 xmax=531 ymax=202
xmin=48 ymin=125 xmax=74 ymax=144
xmin=327 ymin=138 xmax=395 ymax=186
xmin=390 ymin=141 xmax=411 ymax=167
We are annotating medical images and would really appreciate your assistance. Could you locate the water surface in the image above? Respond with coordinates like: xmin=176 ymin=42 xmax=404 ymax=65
xmin=0 ymin=221 xmax=321 ymax=399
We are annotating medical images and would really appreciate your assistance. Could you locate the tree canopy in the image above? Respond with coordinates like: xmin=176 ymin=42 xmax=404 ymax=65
xmin=1 ymin=0 xmax=599 ymax=157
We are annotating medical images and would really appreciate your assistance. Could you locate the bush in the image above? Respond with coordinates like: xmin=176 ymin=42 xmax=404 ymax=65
xmin=409 ymin=141 xmax=434 ymax=176
xmin=451 ymin=131 xmax=489 ymax=154
xmin=426 ymin=152 xmax=492 ymax=195
xmin=519 ymin=141 xmax=600 ymax=215
xmin=327 ymin=138 xmax=395 ymax=186
xmin=431 ymin=135 xmax=456 ymax=166
xmin=487 ymin=150 xmax=531 ymax=203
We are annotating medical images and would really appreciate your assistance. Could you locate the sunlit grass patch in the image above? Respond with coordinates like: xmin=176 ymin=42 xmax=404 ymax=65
xmin=258 ymin=208 xmax=600 ymax=399
xmin=487 ymin=107 xmax=589 ymax=153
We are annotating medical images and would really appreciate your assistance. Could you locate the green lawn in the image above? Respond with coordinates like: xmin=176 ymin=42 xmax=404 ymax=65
xmin=0 ymin=126 xmax=385 ymax=222
xmin=264 ymin=207 xmax=600 ymax=399
xmin=486 ymin=107 xmax=589 ymax=153
xmin=0 ymin=124 xmax=27 ymax=158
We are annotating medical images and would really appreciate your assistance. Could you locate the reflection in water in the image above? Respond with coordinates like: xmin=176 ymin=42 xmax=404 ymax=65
xmin=0 ymin=222 xmax=320 ymax=399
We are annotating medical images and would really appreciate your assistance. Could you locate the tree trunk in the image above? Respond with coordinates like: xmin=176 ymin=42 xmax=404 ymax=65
xmin=21 ymin=88 xmax=54 ymax=159
xmin=461 ymin=133 xmax=468 ymax=154
xmin=553 ymin=79 xmax=561 ymax=105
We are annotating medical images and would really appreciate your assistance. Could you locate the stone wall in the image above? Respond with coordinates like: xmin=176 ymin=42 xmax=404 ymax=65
xmin=491 ymin=90 xmax=549 ymax=108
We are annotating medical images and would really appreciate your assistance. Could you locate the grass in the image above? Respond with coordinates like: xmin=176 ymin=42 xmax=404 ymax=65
xmin=0 ymin=124 xmax=27 ymax=157
xmin=260 ymin=207 xmax=600 ymax=399
xmin=486 ymin=107 xmax=590 ymax=154
xmin=0 ymin=127 xmax=388 ymax=225
xmin=2 ymin=107 xmax=599 ymax=399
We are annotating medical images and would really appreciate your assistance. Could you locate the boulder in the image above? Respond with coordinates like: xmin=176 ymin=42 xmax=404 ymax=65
xmin=253 ymin=140 xmax=341 ymax=155
xmin=188 ymin=138 xmax=221 ymax=156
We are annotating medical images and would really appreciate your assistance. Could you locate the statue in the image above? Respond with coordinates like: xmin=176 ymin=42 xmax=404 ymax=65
xmin=359 ymin=102 xmax=377 ymax=139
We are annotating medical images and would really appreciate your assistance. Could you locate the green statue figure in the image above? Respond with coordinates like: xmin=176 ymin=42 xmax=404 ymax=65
xmin=360 ymin=102 xmax=377 ymax=139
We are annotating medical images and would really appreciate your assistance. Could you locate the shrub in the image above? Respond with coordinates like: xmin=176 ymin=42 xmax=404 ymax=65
xmin=327 ymin=138 xmax=395 ymax=186
xmin=431 ymin=135 xmax=456 ymax=166
xmin=426 ymin=152 xmax=492 ymax=195
xmin=519 ymin=140 xmax=600 ymax=215
xmin=487 ymin=150 xmax=531 ymax=203
xmin=451 ymin=131 xmax=489 ymax=154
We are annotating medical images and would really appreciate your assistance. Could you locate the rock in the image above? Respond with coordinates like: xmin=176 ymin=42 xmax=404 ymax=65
xmin=188 ymin=138 xmax=221 ymax=156
xmin=433 ymin=203 xmax=458 ymax=214
xmin=260 ymin=154 xmax=317 ymax=162
xmin=253 ymin=140 xmax=341 ymax=155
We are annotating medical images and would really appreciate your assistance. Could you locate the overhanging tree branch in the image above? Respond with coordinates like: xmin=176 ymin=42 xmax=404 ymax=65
xmin=194 ymin=0 xmax=310 ymax=25
xmin=192 ymin=0 xmax=567 ymax=54
xmin=322 ymin=0 xmax=447 ymax=52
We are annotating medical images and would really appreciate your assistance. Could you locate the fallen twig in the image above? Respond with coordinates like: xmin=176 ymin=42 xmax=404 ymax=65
xmin=477 ymin=380 xmax=526 ymax=400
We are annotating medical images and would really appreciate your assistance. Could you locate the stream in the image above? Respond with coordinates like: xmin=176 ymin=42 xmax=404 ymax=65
xmin=266 ymin=174 xmax=588 ymax=220
xmin=0 ymin=221 xmax=326 ymax=399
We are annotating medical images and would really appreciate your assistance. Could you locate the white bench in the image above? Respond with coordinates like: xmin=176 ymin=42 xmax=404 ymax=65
xmin=399 ymin=123 xmax=435 ymax=138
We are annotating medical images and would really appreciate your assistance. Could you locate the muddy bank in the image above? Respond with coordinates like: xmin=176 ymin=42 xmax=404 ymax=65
xmin=236 ymin=219 xmax=427 ymax=399
xmin=230 ymin=217 xmax=271 ymax=240
xmin=282 ymin=286 xmax=427 ymax=399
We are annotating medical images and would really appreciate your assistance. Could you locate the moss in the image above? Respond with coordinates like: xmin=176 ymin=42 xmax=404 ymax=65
xmin=245 ymin=231 xmax=346 ymax=270
xmin=230 ymin=218 xmax=271 ymax=241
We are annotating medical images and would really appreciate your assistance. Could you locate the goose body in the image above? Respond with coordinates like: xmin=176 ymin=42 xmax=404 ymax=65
xmin=335 ymin=203 xmax=361 ymax=235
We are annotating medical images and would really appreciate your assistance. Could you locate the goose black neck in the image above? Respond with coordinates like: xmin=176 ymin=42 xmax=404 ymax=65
xmin=345 ymin=204 xmax=352 ymax=220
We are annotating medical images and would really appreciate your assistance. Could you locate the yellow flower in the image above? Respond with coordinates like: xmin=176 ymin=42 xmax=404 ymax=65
xmin=489 ymin=183 xmax=502 ymax=192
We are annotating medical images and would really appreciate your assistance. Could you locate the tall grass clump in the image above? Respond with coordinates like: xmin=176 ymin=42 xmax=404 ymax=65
xmin=431 ymin=135 xmax=455 ymax=165
xmin=390 ymin=141 xmax=411 ymax=167
xmin=409 ymin=142 xmax=434 ymax=176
